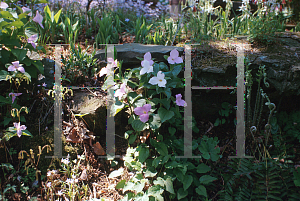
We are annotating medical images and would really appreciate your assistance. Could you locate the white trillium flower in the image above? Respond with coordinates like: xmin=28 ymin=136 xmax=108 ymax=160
xmin=140 ymin=60 xmax=153 ymax=75
xmin=149 ymin=71 xmax=167 ymax=87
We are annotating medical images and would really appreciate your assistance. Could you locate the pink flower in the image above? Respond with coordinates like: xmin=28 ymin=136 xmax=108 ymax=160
xmin=114 ymin=83 xmax=126 ymax=100
xmin=141 ymin=52 xmax=154 ymax=67
xmin=33 ymin=10 xmax=44 ymax=28
xmin=175 ymin=94 xmax=187 ymax=107
xmin=168 ymin=49 xmax=183 ymax=64
xmin=28 ymin=34 xmax=38 ymax=48
xmin=42 ymin=82 xmax=47 ymax=87
xmin=134 ymin=104 xmax=151 ymax=123
xmin=9 ymin=92 xmax=22 ymax=103
xmin=0 ymin=2 xmax=9 ymax=9
xmin=22 ymin=7 xmax=32 ymax=16
xmin=8 ymin=61 xmax=25 ymax=73
xmin=13 ymin=122 xmax=27 ymax=137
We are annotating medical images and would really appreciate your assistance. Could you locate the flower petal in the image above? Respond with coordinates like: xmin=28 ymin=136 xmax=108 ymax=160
xmin=168 ymin=57 xmax=175 ymax=64
xmin=149 ymin=77 xmax=159 ymax=85
xmin=134 ymin=107 xmax=145 ymax=116
xmin=140 ymin=114 xmax=149 ymax=123
xmin=170 ymin=49 xmax=179 ymax=58
xmin=174 ymin=57 xmax=183 ymax=64
xmin=144 ymin=52 xmax=151 ymax=61
xmin=143 ymin=104 xmax=151 ymax=112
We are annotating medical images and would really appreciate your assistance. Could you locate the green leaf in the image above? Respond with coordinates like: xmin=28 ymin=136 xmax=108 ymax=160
xmin=183 ymin=175 xmax=193 ymax=191
xmin=159 ymin=98 xmax=170 ymax=110
xmin=138 ymin=146 xmax=149 ymax=163
xmin=22 ymin=130 xmax=32 ymax=137
xmin=0 ymin=95 xmax=10 ymax=104
xmin=150 ymin=114 xmax=161 ymax=129
xmin=0 ymin=49 xmax=10 ymax=65
xmin=8 ymin=20 xmax=24 ymax=29
xmin=0 ymin=38 xmax=20 ymax=47
xmin=132 ymin=181 xmax=146 ymax=193
xmin=158 ymin=107 xmax=174 ymax=123
xmin=150 ymin=139 xmax=168 ymax=156
xmin=132 ymin=120 xmax=146 ymax=131
xmin=199 ymin=175 xmax=217 ymax=184
xmin=108 ymin=168 xmax=124 ymax=178
xmin=144 ymin=168 xmax=157 ymax=178
xmin=172 ymin=65 xmax=182 ymax=77
xmin=153 ymin=177 xmax=165 ymax=187
xmin=195 ymin=185 xmax=207 ymax=197
xmin=165 ymin=177 xmax=175 ymax=194
xmin=54 ymin=9 xmax=62 ymax=23
xmin=116 ymin=180 xmax=126 ymax=189
xmin=196 ymin=163 xmax=211 ymax=174
xmin=177 ymin=188 xmax=188 ymax=200
xmin=31 ymin=60 xmax=44 ymax=74
xmin=2 ymin=117 xmax=12 ymax=127
xmin=128 ymin=134 xmax=137 ymax=144
xmin=168 ymin=127 xmax=176 ymax=135
xmin=11 ymin=49 xmax=27 ymax=61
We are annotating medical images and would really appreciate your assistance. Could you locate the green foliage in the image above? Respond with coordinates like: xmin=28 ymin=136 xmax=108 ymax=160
xmin=217 ymin=158 xmax=300 ymax=200
xmin=61 ymin=43 xmax=98 ymax=85
xmin=134 ymin=16 xmax=152 ymax=44
xmin=95 ymin=13 xmax=120 ymax=47
xmin=43 ymin=5 xmax=62 ymax=43
xmin=60 ymin=15 xmax=79 ymax=44
xmin=214 ymin=102 xmax=235 ymax=126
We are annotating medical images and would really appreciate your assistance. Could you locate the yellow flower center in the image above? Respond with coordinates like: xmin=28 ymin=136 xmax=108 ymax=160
xmin=144 ymin=111 xmax=147 ymax=114
xmin=159 ymin=79 xmax=162 ymax=82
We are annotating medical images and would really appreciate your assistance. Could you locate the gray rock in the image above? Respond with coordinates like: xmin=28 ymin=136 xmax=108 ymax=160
xmin=91 ymin=43 xmax=184 ymax=68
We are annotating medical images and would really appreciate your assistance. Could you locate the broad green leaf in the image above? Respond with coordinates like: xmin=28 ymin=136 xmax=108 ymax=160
xmin=177 ymin=188 xmax=188 ymax=200
xmin=138 ymin=146 xmax=149 ymax=163
xmin=150 ymin=114 xmax=161 ymax=129
xmin=132 ymin=119 xmax=146 ymax=131
xmin=183 ymin=175 xmax=193 ymax=191
xmin=172 ymin=65 xmax=182 ymax=77
xmin=196 ymin=163 xmax=211 ymax=174
xmin=153 ymin=177 xmax=165 ymax=187
xmin=108 ymin=168 xmax=124 ymax=178
xmin=0 ymin=95 xmax=10 ymax=103
xmin=11 ymin=49 xmax=27 ymax=61
xmin=0 ymin=49 xmax=10 ymax=65
xmin=116 ymin=180 xmax=126 ymax=189
xmin=132 ymin=181 xmax=146 ymax=193
xmin=2 ymin=117 xmax=12 ymax=127
xmin=195 ymin=185 xmax=207 ymax=197
xmin=44 ymin=5 xmax=51 ymax=21
xmin=54 ymin=9 xmax=62 ymax=23
xmin=157 ymin=107 xmax=174 ymax=123
xmin=147 ymin=185 xmax=164 ymax=198
xmin=22 ymin=130 xmax=32 ymax=137
xmin=128 ymin=134 xmax=137 ymax=144
xmin=199 ymin=175 xmax=217 ymax=184
xmin=144 ymin=168 xmax=157 ymax=178
xmin=8 ymin=20 xmax=24 ymax=28
xmin=165 ymin=177 xmax=175 ymax=194
xmin=150 ymin=139 xmax=168 ymax=156
xmin=168 ymin=127 xmax=176 ymax=135
xmin=0 ymin=11 xmax=13 ymax=18
xmin=123 ymin=181 xmax=135 ymax=193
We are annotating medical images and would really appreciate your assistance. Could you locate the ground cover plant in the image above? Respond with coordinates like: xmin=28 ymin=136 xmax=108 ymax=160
xmin=1 ymin=0 xmax=300 ymax=200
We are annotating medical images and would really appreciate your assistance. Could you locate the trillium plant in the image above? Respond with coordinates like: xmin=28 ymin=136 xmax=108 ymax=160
xmin=102 ymin=50 xmax=218 ymax=201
